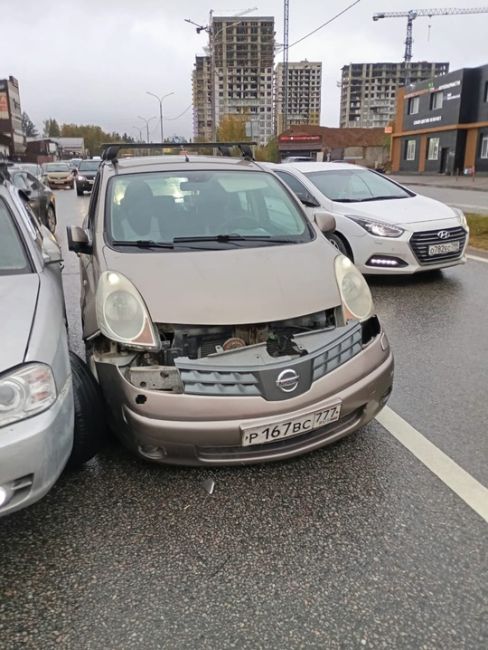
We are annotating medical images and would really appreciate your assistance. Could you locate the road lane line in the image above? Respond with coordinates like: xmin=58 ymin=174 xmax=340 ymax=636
xmin=467 ymin=254 xmax=488 ymax=264
xmin=376 ymin=406 xmax=488 ymax=523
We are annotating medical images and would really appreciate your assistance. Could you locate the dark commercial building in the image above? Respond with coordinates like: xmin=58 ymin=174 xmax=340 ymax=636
xmin=391 ymin=64 xmax=488 ymax=174
xmin=0 ymin=76 xmax=25 ymax=156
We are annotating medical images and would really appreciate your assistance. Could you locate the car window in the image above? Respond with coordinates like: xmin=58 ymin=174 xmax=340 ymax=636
xmin=44 ymin=163 xmax=70 ymax=172
xmin=0 ymin=198 xmax=32 ymax=275
xmin=305 ymin=169 xmax=412 ymax=202
xmin=87 ymin=173 xmax=101 ymax=229
xmin=78 ymin=161 xmax=101 ymax=172
xmin=106 ymin=170 xmax=312 ymax=248
xmin=274 ymin=170 xmax=311 ymax=197
xmin=12 ymin=173 xmax=30 ymax=192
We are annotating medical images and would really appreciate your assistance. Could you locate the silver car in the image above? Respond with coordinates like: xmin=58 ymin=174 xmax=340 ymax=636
xmin=0 ymin=169 xmax=103 ymax=517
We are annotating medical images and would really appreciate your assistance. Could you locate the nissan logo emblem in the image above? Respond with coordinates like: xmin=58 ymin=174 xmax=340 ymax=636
xmin=437 ymin=230 xmax=450 ymax=240
xmin=276 ymin=369 xmax=300 ymax=393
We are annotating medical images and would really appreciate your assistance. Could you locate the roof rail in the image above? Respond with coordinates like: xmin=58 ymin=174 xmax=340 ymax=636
xmin=101 ymin=141 xmax=257 ymax=163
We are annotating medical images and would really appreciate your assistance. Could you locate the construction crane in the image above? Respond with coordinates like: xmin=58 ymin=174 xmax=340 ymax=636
xmin=373 ymin=7 xmax=488 ymax=62
xmin=282 ymin=0 xmax=290 ymax=132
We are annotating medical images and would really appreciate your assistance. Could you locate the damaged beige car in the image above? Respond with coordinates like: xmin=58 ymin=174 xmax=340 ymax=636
xmin=67 ymin=143 xmax=393 ymax=466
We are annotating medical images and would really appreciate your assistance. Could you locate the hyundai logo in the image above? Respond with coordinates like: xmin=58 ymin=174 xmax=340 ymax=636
xmin=437 ymin=230 xmax=450 ymax=240
xmin=276 ymin=369 xmax=300 ymax=393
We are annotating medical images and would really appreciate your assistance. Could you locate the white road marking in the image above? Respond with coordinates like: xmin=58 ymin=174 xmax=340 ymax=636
xmin=376 ymin=406 xmax=488 ymax=523
xmin=467 ymin=254 xmax=488 ymax=264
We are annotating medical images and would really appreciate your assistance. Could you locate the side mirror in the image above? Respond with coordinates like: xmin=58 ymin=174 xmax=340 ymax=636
xmin=314 ymin=210 xmax=336 ymax=233
xmin=67 ymin=225 xmax=92 ymax=254
xmin=41 ymin=232 xmax=63 ymax=265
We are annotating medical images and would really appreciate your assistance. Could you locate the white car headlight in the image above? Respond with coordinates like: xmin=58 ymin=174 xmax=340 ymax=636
xmin=347 ymin=216 xmax=404 ymax=238
xmin=335 ymin=255 xmax=374 ymax=322
xmin=77 ymin=175 xmax=86 ymax=181
xmin=96 ymin=271 xmax=160 ymax=350
xmin=452 ymin=207 xmax=467 ymax=228
xmin=0 ymin=364 xmax=57 ymax=427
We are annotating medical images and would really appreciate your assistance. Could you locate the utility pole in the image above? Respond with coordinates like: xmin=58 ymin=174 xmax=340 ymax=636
xmin=146 ymin=91 xmax=175 ymax=142
xmin=137 ymin=115 xmax=156 ymax=143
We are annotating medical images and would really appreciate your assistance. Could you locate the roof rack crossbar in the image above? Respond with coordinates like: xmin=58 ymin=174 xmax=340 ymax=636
xmin=101 ymin=142 xmax=257 ymax=162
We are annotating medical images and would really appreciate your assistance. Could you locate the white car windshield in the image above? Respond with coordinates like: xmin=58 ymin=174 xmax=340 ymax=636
xmin=45 ymin=164 xmax=70 ymax=172
xmin=107 ymin=170 xmax=312 ymax=249
xmin=305 ymin=169 xmax=412 ymax=203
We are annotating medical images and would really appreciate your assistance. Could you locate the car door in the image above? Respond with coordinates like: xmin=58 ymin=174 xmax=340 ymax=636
xmin=12 ymin=172 xmax=42 ymax=220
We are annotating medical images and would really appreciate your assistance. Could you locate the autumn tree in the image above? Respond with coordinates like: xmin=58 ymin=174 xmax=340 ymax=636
xmin=216 ymin=115 xmax=248 ymax=142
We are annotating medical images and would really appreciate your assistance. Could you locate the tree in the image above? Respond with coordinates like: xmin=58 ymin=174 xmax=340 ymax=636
xmin=21 ymin=112 xmax=38 ymax=138
xmin=43 ymin=118 xmax=60 ymax=137
xmin=255 ymin=137 xmax=279 ymax=163
xmin=216 ymin=114 xmax=248 ymax=142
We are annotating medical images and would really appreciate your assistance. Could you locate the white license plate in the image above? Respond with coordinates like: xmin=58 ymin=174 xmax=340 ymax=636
xmin=241 ymin=404 xmax=342 ymax=447
xmin=428 ymin=241 xmax=460 ymax=256
xmin=88 ymin=179 xmax=94 ymax=185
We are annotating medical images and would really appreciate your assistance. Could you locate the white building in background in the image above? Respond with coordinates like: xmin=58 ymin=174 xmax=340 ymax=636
xmin=275 ymin=61 xmax=322 ymax=134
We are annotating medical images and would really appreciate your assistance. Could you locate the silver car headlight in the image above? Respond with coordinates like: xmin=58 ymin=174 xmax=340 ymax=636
xmin=335 ymin=255 xmax=374 ymax=322
xmin=452 ymin=207 xmax=467 ymax=228
xmin=347 ymin=216 xmax=404 ymax=238
xmin=0 ymin=364 xmax=57 ymax=427
xmin=96 ymin=271 xmax=160 ymax=350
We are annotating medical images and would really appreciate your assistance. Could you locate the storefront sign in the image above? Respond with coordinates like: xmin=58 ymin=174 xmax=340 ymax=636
xmin=0 ymin=92 xmax=9 ymax=120
xmin=413 ymin=115 xmax=442 ymax=126
xmin=278 ymin=134 xmax=322 ymax=143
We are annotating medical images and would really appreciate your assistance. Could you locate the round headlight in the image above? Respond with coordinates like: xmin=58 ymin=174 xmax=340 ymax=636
xmin=335 ymin=255 xmax=374 ymax=321
xmin=0 ymin=381 xmax=24 ymax=412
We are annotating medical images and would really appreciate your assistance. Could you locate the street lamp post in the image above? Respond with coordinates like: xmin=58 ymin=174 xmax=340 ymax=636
xmin=137 ymin=115 xmax=156 ymax=143
xmin=146 ymin=91 xmax=175 ymax=143
xmin=132 ymin=126 xmax=143 ymax=143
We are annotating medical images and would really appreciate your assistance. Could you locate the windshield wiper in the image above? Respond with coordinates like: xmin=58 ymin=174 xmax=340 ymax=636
xmin=112 ymin=239 xmax=174 ymax=249
xmin=354 ymin=195 xmax=408 ymax=202
xmin=173 ymin=234 xmax=298 ymax=244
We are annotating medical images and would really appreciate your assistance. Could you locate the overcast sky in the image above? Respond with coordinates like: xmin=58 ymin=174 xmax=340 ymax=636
xmin=2 ymin=0 xmax=487 ymax=139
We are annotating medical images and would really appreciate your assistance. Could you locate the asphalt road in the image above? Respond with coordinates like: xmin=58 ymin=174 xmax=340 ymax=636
xmin=0 ymin=189 xmax=487 ymax=650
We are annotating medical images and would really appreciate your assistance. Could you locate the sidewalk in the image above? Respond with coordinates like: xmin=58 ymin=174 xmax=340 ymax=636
xmin=389 ymin=174 xmax=488 ymax=192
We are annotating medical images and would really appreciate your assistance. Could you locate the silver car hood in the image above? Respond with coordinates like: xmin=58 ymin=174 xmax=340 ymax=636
xmin=102 ymin=237 xmax=341 ymax=325
xmin=0 ymin=274 xmax=39 ymax=371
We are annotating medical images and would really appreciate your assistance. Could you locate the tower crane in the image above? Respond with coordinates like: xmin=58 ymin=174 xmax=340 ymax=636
xmin=373 ymin=7 xmax=488 ymax=62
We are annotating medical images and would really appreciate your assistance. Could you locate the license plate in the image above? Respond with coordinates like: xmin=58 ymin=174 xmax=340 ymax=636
xmin=241 ymin=404 xmax=342 ymax=447
xmin=428 ymin=241 xmax=460 ymax=256
xmin=88 ymin=179 xmax=94 ymax=185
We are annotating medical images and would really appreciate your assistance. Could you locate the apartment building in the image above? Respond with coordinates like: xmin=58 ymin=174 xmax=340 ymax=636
xmin=275 ymin=61 xmax=322 ymax=134
xmin=192 ymin=16 xmax=275 ymax=145
xmin=392 ymin=63 xmax=488 ymax=174
xmin=340 ymin=62 xmax=449 ymax=129
xmin=0 ymin=76 xmax=25 ymax=156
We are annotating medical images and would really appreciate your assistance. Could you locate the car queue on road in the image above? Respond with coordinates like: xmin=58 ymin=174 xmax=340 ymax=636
xmin=0 ymin=145 xmax=472 ymax=516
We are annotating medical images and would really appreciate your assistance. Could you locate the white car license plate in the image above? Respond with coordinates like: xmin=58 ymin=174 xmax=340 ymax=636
xmin=428 ymin=241 xmax=460 ymax=256
xmin=241 ymin=404 xmax=342 ymax=447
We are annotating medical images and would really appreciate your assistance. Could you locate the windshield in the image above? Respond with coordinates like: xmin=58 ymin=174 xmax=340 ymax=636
xmin=78 ymin=160 xmax=100 ymax=172
xmin=0 ymin=199 xmax=31 ymax=275
xmin=305 ymin=169 xmax=412 ymax=202
xmin=44 ymin=163 xmax=70 ymax=172
xmin=106 ymin=170 xmax=312 ymax=249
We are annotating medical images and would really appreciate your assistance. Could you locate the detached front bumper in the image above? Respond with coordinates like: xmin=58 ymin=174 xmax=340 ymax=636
xmin=0 ymin=379 xmax=74 ymax=517
xmin=96 ymin=331 xmax=394 ymax=466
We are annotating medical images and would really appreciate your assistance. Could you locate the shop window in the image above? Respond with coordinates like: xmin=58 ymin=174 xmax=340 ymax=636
xmin=430 ymin=91 xmax=443 ymax=110
xmin=405 ymin=139 xmax=416 ymax=161
xmin=481 ymin=136 xmax=488 ymax=159
xmin=407 ymin=96 xmax=419 ymax=115
xmin=427 ymin=138 xmax=440 ymax=160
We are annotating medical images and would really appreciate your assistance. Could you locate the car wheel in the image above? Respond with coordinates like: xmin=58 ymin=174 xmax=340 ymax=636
xmin=46 ymin=205 xmax=57 ymax=234
xmin=68 ymin=351 xmax=106 ymax=468
xmin=326 ymin=232 xmax=352 ymax=259
xmin=76 ymin=184 xmax=83 ymax=196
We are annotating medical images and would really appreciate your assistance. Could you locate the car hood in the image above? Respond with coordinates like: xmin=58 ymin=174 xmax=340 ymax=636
xmin=0 ymin=274 xmax=39 ymax=371
xmin=102 ymin=237 xmax=341 ymax=325
xmin=333 ymin=194 xmax=459 ymax=227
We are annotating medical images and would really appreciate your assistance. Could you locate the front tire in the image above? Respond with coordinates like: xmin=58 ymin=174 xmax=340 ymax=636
xmin=68 ymin=351 xmax=106 ymax=468
xmin=76 ymin=184 xmax=83 ymax=196
xmin=326 ymin=232 xmax=351 ymax=259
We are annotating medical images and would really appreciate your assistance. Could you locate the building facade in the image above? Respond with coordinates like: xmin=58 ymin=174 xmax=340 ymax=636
xmin=275 ymin=61 xmax=322 ymax=134
xmin=192 ymin=16 xmax=275 ymax=145
xmin=0 ymin=76 xmax=25 ymax=156
xmin=391 ymin=64 xmax=488 ymax=174
xmin=340 ymin=62 xmax=449 ymax=129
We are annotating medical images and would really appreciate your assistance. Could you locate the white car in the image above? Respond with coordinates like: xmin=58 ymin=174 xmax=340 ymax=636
xmin=268 ymin=162 xmax=469 ymax=275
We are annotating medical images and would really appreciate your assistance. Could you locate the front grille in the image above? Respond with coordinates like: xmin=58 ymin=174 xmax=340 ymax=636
xmin=177 ymin=323 xmax=363 ymax=399
xmin=410 ymin=227 xmax=467 ymax=265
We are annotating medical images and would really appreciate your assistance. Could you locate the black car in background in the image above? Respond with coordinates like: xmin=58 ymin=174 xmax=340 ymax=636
xmin=75 ymin=159 xmax=100 ymax=195
xmin=9 ymin=167 xmax=57 ymax=233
